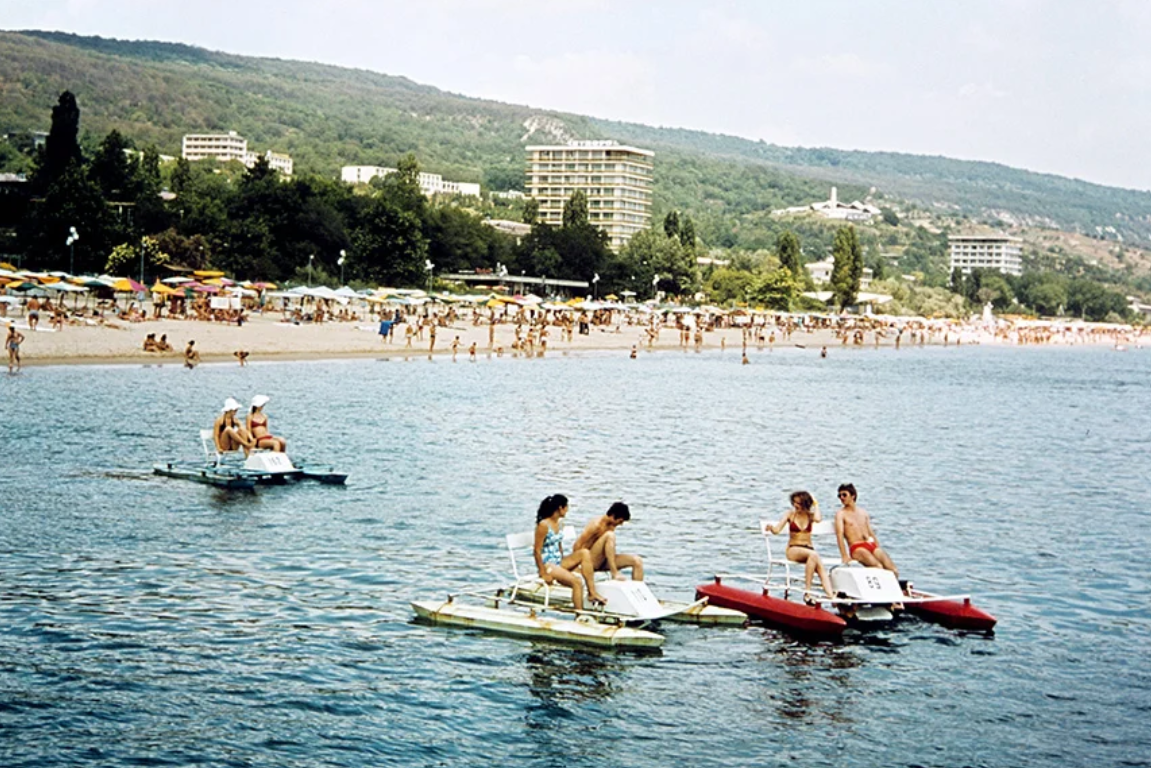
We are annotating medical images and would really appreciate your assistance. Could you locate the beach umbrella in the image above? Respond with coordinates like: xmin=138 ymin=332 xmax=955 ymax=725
xmin=162 ymin=276 xmax=194 ymax=284
xmin=0 ymin=262 xmax=15 ymax=271
xmin=151 ymin=282 xmax=181 ymax=296
xmin=334 ymin=286 xmax=359 ymax=298
xmin=112 ymin=278 xmax=146 ymax=292
xmin=193 ymin=270 xmax=225 ymax=278
xmin=604 ymin=294 xmax=619 ymax=301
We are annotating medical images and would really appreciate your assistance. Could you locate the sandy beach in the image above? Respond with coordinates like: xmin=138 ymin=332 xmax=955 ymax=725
xmin=4 ymin=310 xmax=1139 ymax=368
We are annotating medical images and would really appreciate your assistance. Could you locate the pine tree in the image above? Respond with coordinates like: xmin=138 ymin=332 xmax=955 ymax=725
xmin=562 ymin=189 xmax=588 ymax=229
xmin=776 ymin=230 xmax=802 ymax=277
xmin=33 ymin=91 xmax=83 ymax=194
xmin=831 ymin=226 xmax=863 ymax=310
xmin=663 ymin=210 xmax=680 ymax=240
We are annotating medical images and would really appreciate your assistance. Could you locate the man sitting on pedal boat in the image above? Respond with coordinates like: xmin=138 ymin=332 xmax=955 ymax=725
xmin=834 ymin=483 xmax=900 ymax=579
xmin=572 ymin=501 xmax=645 ymax=582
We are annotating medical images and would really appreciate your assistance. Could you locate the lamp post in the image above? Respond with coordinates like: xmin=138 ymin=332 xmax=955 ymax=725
xmin=308 ymin=254 xmax=315 ymax=287
xmin=541 ymin=274 xmax=547 ymax=299
xmin=592 ymin=272 xmax=600 ymax=300
xmin=425 ymin=259 xmax=434 ymax=293
xmin=338 ymin=250 xmax=346 ymax=286
xmin=652 ymin=273 xmax=660 ymax=301
xmin=66 ymin=227 xmax=79 ymax=275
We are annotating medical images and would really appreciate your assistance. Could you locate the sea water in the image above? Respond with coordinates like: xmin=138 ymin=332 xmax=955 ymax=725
xmin=1 ymin=345 xmax=1148 ymax=767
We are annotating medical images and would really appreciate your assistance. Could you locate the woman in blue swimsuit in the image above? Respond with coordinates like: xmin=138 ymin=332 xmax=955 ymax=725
xmin=532 ymin=494 xmax=606 ymax=612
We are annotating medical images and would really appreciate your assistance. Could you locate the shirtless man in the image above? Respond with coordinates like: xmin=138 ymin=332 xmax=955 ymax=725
xmin=834 ymin=483 xmax=899 ymax=578
xmin=572 ymin=502 xmax=644 ymax=581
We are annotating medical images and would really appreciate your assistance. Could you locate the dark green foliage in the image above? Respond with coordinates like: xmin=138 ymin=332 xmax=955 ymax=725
xmin=562 ymin=190 xmax=589 ymax=229
xmin=33 ymin=90 xmax=82 ymax=194
xmin=776 ymin=230 xmax=801 ymax=277
xmin=663 ymin=211 xmax=680 ymax=240
xmin=522 ymin=197 xmax=539 ymax=225
xmin=830 ymin=226 xmax=863 ymax=309
xmin=679 ymin=214 xmax=696 ymax=250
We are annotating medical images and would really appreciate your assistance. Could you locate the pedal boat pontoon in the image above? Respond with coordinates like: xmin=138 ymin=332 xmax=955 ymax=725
xmin=697 ymin=519 xmax=996 ymax=638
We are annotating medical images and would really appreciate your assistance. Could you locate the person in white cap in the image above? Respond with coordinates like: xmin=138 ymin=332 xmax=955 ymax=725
xmin=247 ymin=394 xmax=286 ymax=452
xmin=212 ymin=397 xmax=255 ymax=455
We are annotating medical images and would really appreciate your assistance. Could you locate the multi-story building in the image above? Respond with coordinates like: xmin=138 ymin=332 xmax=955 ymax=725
xmin=525 ymin=140 xmax=653 ymax=251
xmin=182 ymin=132 xmax=293 ymax=176
xmin=182 ymin=131 xmax=248 ymax=163
xmin=340 ymin=166 xmax=480 ymax=197
xmin=948 ymin=234 xmax=1023 ymax=276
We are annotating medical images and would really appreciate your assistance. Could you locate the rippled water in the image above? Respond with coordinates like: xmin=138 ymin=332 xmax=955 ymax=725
xmin=1 ymin=346 xmax=1149 ymax=767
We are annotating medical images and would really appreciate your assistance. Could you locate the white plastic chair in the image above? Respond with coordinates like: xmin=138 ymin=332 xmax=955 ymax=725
xmin=505 ymin=525 xmax=576 ymax=608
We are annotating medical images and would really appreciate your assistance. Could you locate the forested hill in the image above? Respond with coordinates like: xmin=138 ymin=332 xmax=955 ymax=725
xmin=4 ymin=29 xmax=1151 ymax=246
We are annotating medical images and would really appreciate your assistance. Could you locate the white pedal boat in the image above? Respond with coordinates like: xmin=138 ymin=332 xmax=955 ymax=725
xmin=411 ymin=596 xmax=665 ymax=649
xmin=503 ymin=580 xmax=747 ymax=626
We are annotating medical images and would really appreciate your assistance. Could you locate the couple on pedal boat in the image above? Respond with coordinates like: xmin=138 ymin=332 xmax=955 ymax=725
xmin=533 ymin=494 xmax=644 ymax=613
xmin=766 ymin=483 xmax=900 ymax=605
xmin=212 ymin=395 xmax=287 ymax=456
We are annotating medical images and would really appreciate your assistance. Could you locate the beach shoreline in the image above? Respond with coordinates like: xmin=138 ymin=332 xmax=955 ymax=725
xmin=5 ymin=312 xmax=1138 ymax=369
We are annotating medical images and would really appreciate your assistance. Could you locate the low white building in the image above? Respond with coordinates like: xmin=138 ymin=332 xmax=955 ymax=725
xmin=483 ymin=219 xmax=532 ymax=239
xmin=948 ymin=234 xmax=1023 ymax=276
xmin=182 ymin=131 xmax=247 ymax=163
xmin=773 ymin=187 xmax=880 ymax=221
xmin=340 ymin=165 xmax=479 ymax=197
xmin=805 ymin=258 xmax=872 ymax=289
xmin=182 ymin=132 xmax=293 ymax=176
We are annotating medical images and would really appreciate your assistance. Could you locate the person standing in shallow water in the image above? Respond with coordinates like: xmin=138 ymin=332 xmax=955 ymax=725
xmin=7 ymin=323 xmax=25 ymax=372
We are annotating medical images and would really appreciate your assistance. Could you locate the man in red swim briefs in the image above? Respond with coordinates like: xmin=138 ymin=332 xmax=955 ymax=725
xmin=834 ymin=483 xmax=899 ymax=578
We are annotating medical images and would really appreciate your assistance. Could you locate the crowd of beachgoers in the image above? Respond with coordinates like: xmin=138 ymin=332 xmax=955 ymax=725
xmin=2 ymin=283 xmax=1144 ymax=370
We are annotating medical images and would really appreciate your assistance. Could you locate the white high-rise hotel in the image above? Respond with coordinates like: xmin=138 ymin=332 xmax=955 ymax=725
xmin=525 ymin=140 xmax=653 ymax=251
xmin=948 ymin=234 xmax=1023 ymax=276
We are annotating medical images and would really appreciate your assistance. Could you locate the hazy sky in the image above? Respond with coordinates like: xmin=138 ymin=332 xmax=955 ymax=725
xmin=4 ymin=0 xmax=1150 ymax=190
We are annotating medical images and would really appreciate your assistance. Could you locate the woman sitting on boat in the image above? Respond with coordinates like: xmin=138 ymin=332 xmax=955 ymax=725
xmin=247 ymin=394 xmax=286 ymax=452
xmin=533 ymin=494 xmax=607 ymax=612
xmin=766 ymin=491 xmax=835 ymax=604
xmin=213 ymin=398 xmax=256 ymax=456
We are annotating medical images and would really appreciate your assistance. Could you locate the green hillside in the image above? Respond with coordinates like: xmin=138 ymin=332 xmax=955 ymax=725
xmin=3 ymin=29 xmax=1150 ymax=251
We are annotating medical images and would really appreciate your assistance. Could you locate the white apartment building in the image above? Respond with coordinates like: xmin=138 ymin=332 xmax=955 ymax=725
xmin=182 ymin=131 xmax=248 ymax=163
xmin=525 ymin=140 xmax=653 ymax=251
xmin=340 ymin=166 xmax=480 ymax=197
xmin=182 ymin=132 xmax=293 ymax=176
xmin=948 ymin=234 xmax=1023 ymax=276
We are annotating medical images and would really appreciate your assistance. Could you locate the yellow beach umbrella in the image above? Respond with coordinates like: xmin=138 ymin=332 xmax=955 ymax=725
xmin=193 ymin=270 xmax=225 ymax=278
xmin=151 ymin=282 xmax=181 ymax=295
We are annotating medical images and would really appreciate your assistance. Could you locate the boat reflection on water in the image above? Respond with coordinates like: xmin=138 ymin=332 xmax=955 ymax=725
xmin=757 ymin=638 xmax=863 ymax=725
xmin=523 ymin=647 xmax=627 ymax=711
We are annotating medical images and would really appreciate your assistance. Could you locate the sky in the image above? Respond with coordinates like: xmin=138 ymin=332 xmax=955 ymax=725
xmin=3 ymin=0 xmax=1151 ymax=191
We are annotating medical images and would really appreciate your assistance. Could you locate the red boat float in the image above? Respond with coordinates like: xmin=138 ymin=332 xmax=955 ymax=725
xmin=696 ymin=519 xmax=997 ymax=638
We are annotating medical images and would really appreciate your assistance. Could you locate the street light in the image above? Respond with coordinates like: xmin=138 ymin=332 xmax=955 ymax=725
xmin=592 ymin=272 xmax=600 ymax=300
xmin=652 ymin=273 xmax=660 ymax=300
xmin=66 ymin=227 xmax=79 ymax=275
xmin=308 ymin=254 xmax=315 ymax=287
xmin=425 ymin=259 xmax=434 ymax=293
xmin=338 ymin=250 xmax=347 ymax=286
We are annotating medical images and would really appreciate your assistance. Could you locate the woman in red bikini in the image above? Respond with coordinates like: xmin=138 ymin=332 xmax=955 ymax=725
xmin=247 ymin=394 xmax=287 ymax=452
xmin=834 ymin=483 xmax=899 ymax=577
xmin=767 ymin=491 xmax=835 ymax=603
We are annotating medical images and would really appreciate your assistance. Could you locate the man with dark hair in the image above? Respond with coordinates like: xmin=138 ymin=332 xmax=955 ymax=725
xmin=572 ymin=501 xmax=645 ymax=581
xmin=834 ymin=483 xmax=899 ymax=577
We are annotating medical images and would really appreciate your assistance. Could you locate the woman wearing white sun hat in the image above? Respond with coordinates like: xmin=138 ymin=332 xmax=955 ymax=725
xmin=247 ymin=394 xmax=286 ymax=452
xmin=213 ymin=397 xmax=255 ymax=455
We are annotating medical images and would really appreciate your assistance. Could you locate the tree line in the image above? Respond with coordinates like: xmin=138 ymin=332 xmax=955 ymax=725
xmin=8 ymin=92 xmax=1135 ymax=321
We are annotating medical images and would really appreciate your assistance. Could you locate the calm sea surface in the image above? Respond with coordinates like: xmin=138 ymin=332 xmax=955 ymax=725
xmin=1 ymin=345 xmax=1149 ymax=767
